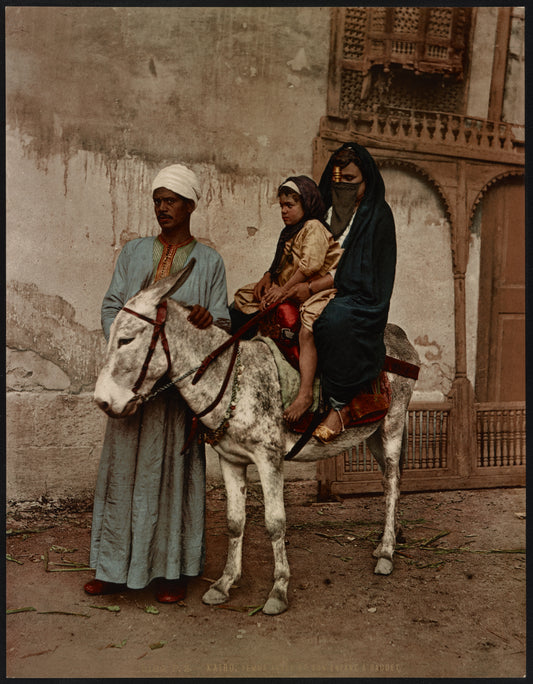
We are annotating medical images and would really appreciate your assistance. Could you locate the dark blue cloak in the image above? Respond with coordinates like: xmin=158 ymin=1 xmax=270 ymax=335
xmin=314 ymin=142 xmax=396 ymax=404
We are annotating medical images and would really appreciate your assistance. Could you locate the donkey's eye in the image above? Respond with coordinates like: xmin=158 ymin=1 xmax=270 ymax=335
xmin=118 ymin=337 xmax=134 ymax=348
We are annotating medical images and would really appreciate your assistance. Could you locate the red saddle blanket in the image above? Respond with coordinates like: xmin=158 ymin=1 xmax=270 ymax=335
xmin=258 ymin=302 xmax=393 ymax=433
xmin=291 ymin=372 xmax=392 ymax=434
xmin=258 ymin=301 xmax=301 ymax=370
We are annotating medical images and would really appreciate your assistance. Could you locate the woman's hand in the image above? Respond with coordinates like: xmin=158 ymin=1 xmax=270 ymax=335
xmin=253 ymin=272 xmax=272 ymax=301
xmin=260 ymin=285 xmax=287 ymax=310
xmin=285 ymin=282 xmax=311 ymax=304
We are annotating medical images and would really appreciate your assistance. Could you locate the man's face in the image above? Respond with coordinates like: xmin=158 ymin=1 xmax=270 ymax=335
xmin=153 ymin=187 xmax=194 ymax=232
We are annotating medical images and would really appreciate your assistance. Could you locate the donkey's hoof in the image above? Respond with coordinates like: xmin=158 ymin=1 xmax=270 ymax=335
xmin=202 ymin=586 xmax=229 ymax=606
xmin=262 ymin=597 xmax=288 ymax=615
xmin=374 ymin=557 xmax=393 ymax=575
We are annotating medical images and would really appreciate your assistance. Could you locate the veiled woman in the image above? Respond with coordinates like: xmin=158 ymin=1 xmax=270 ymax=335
xmin=311 ymin=142 xmax=397 ymax=442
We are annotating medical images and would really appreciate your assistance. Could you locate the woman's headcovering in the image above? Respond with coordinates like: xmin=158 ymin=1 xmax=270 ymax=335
xmin=152 ymin=164 xmax=201 ymax=207
xmin=314 ymin=141 xmax=395 ymax=300
xmin=278 ymin=175 xmax=325 ymax=222
xmin=318 ymin=142 xmax=385 ymax=211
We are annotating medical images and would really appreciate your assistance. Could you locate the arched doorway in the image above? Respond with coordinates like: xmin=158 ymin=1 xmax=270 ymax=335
xmin=475 ymin=176 xmax=525 ymax=402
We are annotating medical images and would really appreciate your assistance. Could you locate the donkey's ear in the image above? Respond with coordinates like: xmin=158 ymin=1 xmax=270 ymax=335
xmin=157 ymin=258 xmax=196 ymax=304
xmin=125 ymin=259 xmax=196 ymax=316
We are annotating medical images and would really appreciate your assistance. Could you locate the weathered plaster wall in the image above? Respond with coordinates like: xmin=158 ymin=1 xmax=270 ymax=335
xmin=385 ymin=169 xmax=454 ymax=401
xmin=466 ymin=210 xmax=482 ymax=388
xmin=466 ymin=7 xmax=498 ymax=120
xmin=6 ymin=6 xmax=332 ymax=499
xmin=6 ymin=7 xmax=522 ymax=500
xmin=503 ymin=7 xmax=525 ymax=125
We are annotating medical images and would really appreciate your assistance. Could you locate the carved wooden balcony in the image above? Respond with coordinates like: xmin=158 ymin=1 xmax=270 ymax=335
xmin=318 ymin=107 xmax=525 ymax=166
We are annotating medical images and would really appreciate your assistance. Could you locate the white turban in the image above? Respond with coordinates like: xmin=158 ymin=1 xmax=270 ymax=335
xmin=151 ymin=164 xmax=201 ymax=206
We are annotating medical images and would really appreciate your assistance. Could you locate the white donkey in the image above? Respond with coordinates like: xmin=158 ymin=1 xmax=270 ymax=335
xmin=94 ymin=261 xmax=419 ymax=615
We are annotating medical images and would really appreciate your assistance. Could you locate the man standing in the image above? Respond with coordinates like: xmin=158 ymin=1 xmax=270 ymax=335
xmin=85 ymin=164 xmax=230 ymax=602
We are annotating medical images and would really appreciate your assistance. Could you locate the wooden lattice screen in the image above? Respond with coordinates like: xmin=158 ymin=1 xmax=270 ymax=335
xmin=317 ymin=402 xmax=526 ymax=497
xmin=329 ymin=7 xmax=472 ymax=118
xmin=362 ymin=7 xmax=471 ymax=77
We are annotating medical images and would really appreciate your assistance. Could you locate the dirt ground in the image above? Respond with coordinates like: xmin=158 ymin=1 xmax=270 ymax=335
xmin=6 ymin=484 xmax=526 ymax=679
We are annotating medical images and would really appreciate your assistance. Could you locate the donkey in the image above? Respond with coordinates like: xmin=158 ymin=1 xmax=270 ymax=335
xmin=94 ymin=261 xmax=420 ymax=615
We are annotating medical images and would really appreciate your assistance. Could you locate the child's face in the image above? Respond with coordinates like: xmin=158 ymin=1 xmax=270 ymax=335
xmin=279 ymin=193 xmax=305 ymax=226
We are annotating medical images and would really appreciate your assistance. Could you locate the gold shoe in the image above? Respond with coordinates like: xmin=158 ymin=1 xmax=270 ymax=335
xmin=312 ymin=409 xmax=346 ymax=444
xmin=312 ymin=424 xmax=339 ymax=444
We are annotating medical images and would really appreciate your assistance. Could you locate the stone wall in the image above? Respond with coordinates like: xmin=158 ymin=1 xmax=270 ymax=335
xmin=6 ymin=7 xmax=523 ymax=500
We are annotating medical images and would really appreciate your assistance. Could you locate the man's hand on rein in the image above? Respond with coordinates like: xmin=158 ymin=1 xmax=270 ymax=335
xmin=188 ymin=304 xmax=213 ymax=329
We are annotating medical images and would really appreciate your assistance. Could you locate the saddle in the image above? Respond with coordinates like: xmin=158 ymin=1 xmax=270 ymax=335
xmin=258 ymin=301 xmax=301 ymax=370
xmin=258 ymin=302 xmax=394 ymax=433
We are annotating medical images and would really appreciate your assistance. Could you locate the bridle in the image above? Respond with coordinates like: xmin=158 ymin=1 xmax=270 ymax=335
xmin=121 ymin=301 xmax=173 ymax=394
xmin=120 ymin=299 xmax=241 ymax=452
xmin=120 ymin=297 xmax=279 ymax=399
xmin=120 ymin=300 xmax=240 ymax=409
xmin=118 ymin=298 xmax=289 ymax=451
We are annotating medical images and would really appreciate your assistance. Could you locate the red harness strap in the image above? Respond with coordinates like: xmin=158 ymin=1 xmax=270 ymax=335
xmin=192 ymin=301 xmax=278 ymax=385
xmin=122 ymin=300 xmax=172 ymax=394
xmin=180 ymin=340 xmax=240 ymax=454
xmin=121 ymin=300 xmax=241 ymax=454
xmin=383 ymin=355 xmax=420 ymax=380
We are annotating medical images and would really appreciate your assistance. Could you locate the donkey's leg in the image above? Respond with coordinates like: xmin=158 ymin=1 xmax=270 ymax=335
xmin=202 ymin=459 xmax=247 ymax=606
xmin=367 ymin=424 xmax=405 ymax=545
xmin=256 ymin=458 xmax=290 ymax=615
xmin=366 ymin=422 xmax=403 ymax=575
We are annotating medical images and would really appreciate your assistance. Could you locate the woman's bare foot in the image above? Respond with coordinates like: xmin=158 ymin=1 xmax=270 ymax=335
xmin=283 ymin=391 xmax=313 ymax=424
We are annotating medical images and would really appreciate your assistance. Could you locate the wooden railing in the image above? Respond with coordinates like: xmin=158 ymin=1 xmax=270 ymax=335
xmin=475 ymin=403 xmax=526 ymax=468
xmin=319 ymin=107 xmax=525 ymax=164
xmin=317 ymin=400 xmax=525 ymax=496
xmin=404 ymin=404 xmax=450 ymax=470
xmin=342 ymin=403 xmax=451 ymax=474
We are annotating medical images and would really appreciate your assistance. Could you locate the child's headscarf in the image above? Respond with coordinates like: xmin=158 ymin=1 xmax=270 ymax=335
xmin=268 ymin=175 xmax=326 ymax=278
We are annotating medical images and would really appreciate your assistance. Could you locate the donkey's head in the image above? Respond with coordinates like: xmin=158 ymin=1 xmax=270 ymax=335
xmin=94 ymin=259 xmax=195 ymax=418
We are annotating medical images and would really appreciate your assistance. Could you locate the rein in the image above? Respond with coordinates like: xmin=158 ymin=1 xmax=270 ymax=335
xmin=120 ymin=301 xmax=241 ymax=451
xmin=192 ymin=300 xmax=278 ymax=384
xmin=120 ymin=299 xmax=280 ymax=451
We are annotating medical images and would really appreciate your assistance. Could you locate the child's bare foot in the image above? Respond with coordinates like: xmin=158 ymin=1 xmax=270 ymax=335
xmin=283 ymin=391 xmax=313 ymax=424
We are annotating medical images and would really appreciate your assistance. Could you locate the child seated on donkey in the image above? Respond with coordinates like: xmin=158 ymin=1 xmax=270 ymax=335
xmin=231 ymin=175 xmax=342 ymax=424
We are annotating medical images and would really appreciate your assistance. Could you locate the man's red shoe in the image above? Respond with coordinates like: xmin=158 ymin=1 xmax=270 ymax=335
xmin=155 ymin=578 xmax=187 ymax=603
xmin=83 ymin=579 xmax=126 ymax=596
